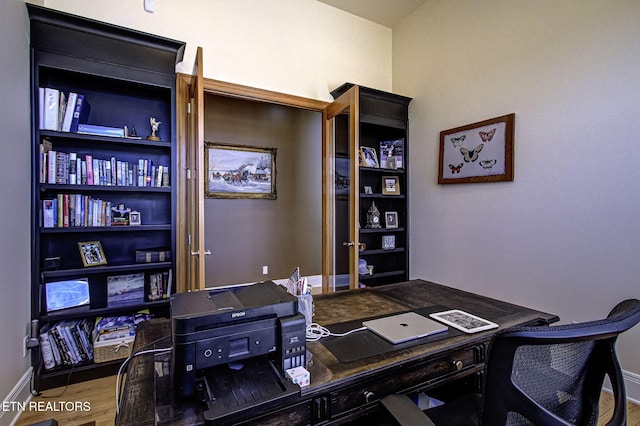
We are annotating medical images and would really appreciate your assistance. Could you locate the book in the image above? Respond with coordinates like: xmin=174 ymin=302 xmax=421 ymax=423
xmin=39 ymin=329 xmax=56 ymax=370
xmin=69 ymin=93 xmax=91 ymax=133
xmin=47 ymin=150 xmax=57 ymax=184
xmin=68 ymin=152 xmax=77 ymax=185
xmin=61 ymin=92 xmax=77 ymax=132
xmin=135 ymin=248 xmax=172 ymax=263
xmin=77 ymin=124 xmax=124 ymax=138
xmin=42 ymin=199 xmax=55 ymax=228
xmin=43 ymin=88 xmax=60 ymax=131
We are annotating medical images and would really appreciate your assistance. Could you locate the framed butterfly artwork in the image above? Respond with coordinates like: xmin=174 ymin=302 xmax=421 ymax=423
xmin=438 ymin=113 xmax=514 ymax=184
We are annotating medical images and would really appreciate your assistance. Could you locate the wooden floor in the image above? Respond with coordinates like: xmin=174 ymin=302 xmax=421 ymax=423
xmin=15 ymin=375 xmax=640 ymax=425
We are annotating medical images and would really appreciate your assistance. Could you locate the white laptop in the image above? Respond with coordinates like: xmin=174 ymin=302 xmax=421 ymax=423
xmin=363 ymin=312 xmax=448 ymax=344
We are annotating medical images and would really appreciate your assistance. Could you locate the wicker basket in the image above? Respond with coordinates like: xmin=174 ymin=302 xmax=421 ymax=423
xmin=93 ymin=335 xmax=134 ymax=363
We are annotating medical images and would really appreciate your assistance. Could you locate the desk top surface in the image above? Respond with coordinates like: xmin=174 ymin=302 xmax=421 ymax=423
xmin=116 ymin=279 xmax=557 ymax=425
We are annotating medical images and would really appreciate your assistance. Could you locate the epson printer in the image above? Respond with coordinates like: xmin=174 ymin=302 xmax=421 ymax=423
xmin=170 ymin=281 xmax=307 ymax=423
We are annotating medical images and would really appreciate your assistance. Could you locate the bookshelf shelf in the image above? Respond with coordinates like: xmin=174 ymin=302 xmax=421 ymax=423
xmin=41 ymin=224 xmax=171 ymax=233
xmin=28 ymin=4 xmax=184 ymax=391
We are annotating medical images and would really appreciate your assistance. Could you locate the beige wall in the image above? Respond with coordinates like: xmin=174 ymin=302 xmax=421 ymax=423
xmin=203 ymin=96 xmax=322 ymax=286
xmin=0 ymin=0 xmax=33 ymax=421
xmin=394 ymin=0 xmax=640 ymax=387
xmin=44 ymin=0 xmax=393 ymax=100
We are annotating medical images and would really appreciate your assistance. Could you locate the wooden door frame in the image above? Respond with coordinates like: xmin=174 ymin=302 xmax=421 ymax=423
xmin=175 ymin=74 xmax=328 ymax=293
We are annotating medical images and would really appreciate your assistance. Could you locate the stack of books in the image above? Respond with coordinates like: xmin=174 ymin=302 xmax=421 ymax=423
xmin=39 ymin=319 xmax=94 ymax=369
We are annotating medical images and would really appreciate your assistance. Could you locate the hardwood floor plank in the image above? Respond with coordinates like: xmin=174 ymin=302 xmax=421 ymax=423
xmin=15 ymin=375 xmax=116 ymax=426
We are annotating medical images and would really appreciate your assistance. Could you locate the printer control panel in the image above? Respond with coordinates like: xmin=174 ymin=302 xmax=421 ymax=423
xmin=195 ymin=318 xmax=277 ymax=370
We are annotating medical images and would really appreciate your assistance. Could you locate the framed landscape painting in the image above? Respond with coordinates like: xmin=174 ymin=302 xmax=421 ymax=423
xmin=205 ymin=142 xmax=277 ymax=199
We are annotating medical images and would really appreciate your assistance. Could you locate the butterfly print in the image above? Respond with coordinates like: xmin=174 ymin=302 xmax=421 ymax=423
xmin=479 ymin=159 xmax=497 ymax=169
xmin=460 ymin=144 xmax=484 ymax=162
xmin=450 ymin=135 xmax=466 ymax=147
xmin=449 ymin=163 xmax=463 ymax=173
xmin=479 ymin=128 xmax=496 ymax=142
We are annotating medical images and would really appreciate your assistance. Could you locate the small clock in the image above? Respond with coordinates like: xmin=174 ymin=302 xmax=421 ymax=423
xmin=366 ymin=201 xmax=382 ymax=229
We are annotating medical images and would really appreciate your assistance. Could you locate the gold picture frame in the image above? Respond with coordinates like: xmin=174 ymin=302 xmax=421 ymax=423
xmin=381 ymin=176 xmax=400 ymax=195
xmin=78 ymin=241 xmax=107 ymax=267
xmin=205 ymin=142 xmax=277 ymax=199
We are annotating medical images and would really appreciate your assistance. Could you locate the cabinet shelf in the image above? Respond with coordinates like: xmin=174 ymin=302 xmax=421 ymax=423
xmin=360 ymin=227 xmax=406 ymax=234
xmin=360 ymin=166 xmax=405 ymax=174
xmin=41 ymin=262 xmax=173 ymax=279
xmin=360 ymin=248 xmax=405 ymax=256
xmin=41 ymin=299 xmax=169 ymax=322
xmin=359 ymin=270 xmax=406 ymax=280
xmin=40 ymin=129 xmax=172 ymax=148
xmin=360 ymin=193 xmax=406 ymax=199
xmin=40 ymin=184 xmax=171 ymax=193
xmin=41 ymin=224 xmax=171 ymax=233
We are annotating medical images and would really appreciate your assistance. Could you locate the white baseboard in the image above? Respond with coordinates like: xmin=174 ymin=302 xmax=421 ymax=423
xmin=622 ymin=370 xmax=640 ymax=405
xmin=1 ymin=368 xmax=33 ymax=426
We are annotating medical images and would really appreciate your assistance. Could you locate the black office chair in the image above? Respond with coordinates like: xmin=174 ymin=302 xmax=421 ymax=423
xmin=380 ymin=299 xmax=640 ymax=426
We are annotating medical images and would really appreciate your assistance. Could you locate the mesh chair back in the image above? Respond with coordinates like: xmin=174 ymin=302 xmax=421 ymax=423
xmin=481 ymin=299 xmax=640 ymax=426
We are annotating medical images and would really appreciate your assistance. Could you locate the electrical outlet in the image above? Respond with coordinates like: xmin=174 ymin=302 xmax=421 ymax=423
xmin=23 ymin=335 xmax=29 ymax=357
xmin=262 ymin=265 xmax=268 ymax=275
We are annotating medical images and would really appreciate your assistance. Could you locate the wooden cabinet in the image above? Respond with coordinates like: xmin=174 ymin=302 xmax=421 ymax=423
xmin=28 ymin=4 xmax=184 ymax=389
xmin=324 ymin=84 xmax=412 ymax=290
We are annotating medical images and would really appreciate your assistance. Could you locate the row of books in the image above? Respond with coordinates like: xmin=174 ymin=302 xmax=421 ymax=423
xmin=40 ymin=312 xmax=154 ymax=370
xmin=147 ymin=270 xmax=172 ymax=301
xmin=39 ymin=87 xmax=91 ymax=133
xmin=40 ymin=142 xmax=169 ymax=187
xmin=39 ymin=318 xmax=94 ymax=369
xmin=42 ymin=195 xmax=115 ymax=228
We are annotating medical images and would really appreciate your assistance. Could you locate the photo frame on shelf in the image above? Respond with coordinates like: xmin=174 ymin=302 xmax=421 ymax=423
xmin=78 ymin=241 xmax=107 ymax=267
xmin=438 ymin=113 xmax=515 ymax=184
xmin=360 ymin=147 xmax=379 ymax=168
xmin=385 ymin=211 xmax=398 ymax=229
xmin=45 ymin=277 xmax=90 ymax=312
xmin=379 ymin=139 xmax=404 ymax=169
xmin=382 ymin=176 xmax=400 ymax=195
xmin=205 ymin=142 xmax=277 ymax=199
xmin=129 ymin=211 xmax=141 ymax=226
xmin=363 ymin=185 xmax=373 ymax=195
xmin=382 ymin=235 xmax=396 ymax=250
xmin=107 ymin=272 xmax=144 ymax=307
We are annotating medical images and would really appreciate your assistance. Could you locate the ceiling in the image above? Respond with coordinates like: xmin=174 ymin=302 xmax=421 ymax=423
xmin=317 ymin=0 xmax=428 ymax=28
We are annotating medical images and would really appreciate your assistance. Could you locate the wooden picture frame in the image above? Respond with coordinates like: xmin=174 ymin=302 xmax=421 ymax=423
xmin=381 ymin=176 xmax=400 ymax=195
xmin=385 ymin=211 xmax=399 ymax=229
xmin=78 ymin=241 xmax=107 ymax=267
xmin=205 ymin=142 xmax=277 ymax=199
xmin=360 ymin=146 xmax=379 ymax=168
xmin=438 ymin=113 xmax=515 ymax=184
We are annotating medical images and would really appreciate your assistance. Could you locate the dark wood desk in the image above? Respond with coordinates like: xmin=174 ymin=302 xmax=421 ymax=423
xmin=116 ymin=280 xmax=557 ymax=425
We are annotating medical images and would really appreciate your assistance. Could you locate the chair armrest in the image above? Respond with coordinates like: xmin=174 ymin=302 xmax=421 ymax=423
xmin=380 ymin=394 xmax=436 ymax=426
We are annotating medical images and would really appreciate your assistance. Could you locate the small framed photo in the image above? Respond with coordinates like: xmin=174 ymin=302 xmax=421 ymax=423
xmin=382 ymin=176 xmax=400 ymax=195
xmin=363 ymin=185 xmax=373 ymax=195
xmin=386 ymin=156 xmax=398 ymax=170
xmin=382 ymin=235 xmax=396 ymax=250
xmin=360 ymin=147 xmax=379 ymax=168
xmin=129 ymin=211 xmax=141 ymax=226
xmin=78 ymin=241 xmax=107 ymax=267
xmin=385 ymin=211 xmax=398 ymax=229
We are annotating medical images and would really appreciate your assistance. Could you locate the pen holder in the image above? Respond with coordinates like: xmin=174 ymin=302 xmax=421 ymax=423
xmin=297 ymin=293 xmax=314 ymax=328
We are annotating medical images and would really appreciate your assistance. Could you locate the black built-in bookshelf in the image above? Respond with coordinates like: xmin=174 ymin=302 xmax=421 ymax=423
xmin=28 ymin=4 xmax=184 ymax=390
xmin=331 ymin=84 xmax=412 ymax=287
